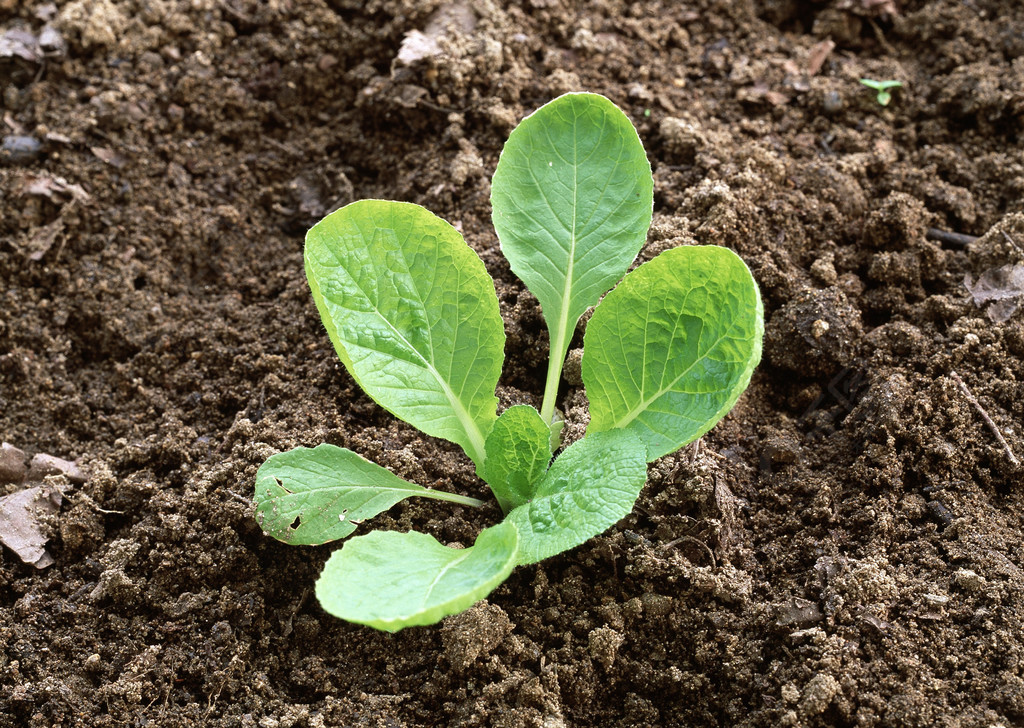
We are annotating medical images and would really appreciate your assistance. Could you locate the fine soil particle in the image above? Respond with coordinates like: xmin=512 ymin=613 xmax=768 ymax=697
xmin=3 ymin=1 xmax=1024 ymax=726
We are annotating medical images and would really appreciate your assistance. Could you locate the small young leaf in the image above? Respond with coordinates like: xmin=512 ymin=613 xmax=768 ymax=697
xmin=491 ymin=93 xmax=654 ymax=423
xmin=480 ymin=405 xmax=553 ymax=513
xmin=506 ymin=429 xmax=648 ymax=565
xmin=583 ymin=245 xmax=764 ymax=461
xmin=315 ymin=521 xmax=519 ymax=632
xmin=255 ymin=444 xmax=484 ymax=545
xmin=305 ymin=200 xmax=505 ymax=466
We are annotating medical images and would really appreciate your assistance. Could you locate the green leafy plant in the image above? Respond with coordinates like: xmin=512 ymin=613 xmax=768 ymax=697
xmin=254 ymin=93 xmax=764 ymax=631
xmin=859 ymin=78 xmax=903 ymax=106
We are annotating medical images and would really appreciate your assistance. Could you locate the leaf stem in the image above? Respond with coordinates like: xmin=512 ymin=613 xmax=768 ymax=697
xmin=419 ymin=490 xmax=486 ymax=508
xmin=540 ymin=330 xmax=568 ymax=425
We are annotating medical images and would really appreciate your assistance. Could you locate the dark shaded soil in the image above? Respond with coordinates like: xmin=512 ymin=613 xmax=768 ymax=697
xmin=3 ymin=1 xmax=1024 ymax=726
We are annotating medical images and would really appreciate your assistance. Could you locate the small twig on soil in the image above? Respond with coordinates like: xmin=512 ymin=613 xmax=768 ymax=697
xmin=687 ymin=437 xmax=703 ymax=466
xmin=1001 ymin=229 xmax=1024 ymax=256
xmin=867 ymin=18 xmax=897 ymax=55
xmin=950 ymin=370 xmax=1020 ymax=467
xmin=662 ymin=535 xmax=717 ymax=568
xmin=224 ymin=489 xmax=251 ymax=505
xmin=217 ymin=0 xmax=255 ymax=23
xmin=926 ymin=228 xmax=977 ymax=249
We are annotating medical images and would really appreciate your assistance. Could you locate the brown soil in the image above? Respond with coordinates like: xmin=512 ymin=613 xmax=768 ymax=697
xmin=3 ymin=1 xmax=1024 ymax=726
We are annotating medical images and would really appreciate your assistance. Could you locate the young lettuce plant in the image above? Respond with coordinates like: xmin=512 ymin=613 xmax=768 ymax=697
xmin=254 ymin=93 xmax=764 ymax=632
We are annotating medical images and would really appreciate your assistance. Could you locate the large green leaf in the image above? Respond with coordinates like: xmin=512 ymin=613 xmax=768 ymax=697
xmin=506 ymin=429 xmax=648 ymax=565
xmin=315 ymin=521 xmax=519 ymax=632
xmin=255 ymin=444 xmax=483 ymax=546
xmin=305 ymin=200 xmax=505 ymax=466
xmin=582 ymin=245 xmax=764 ymax=461
xmin=491 ymin=93 xmax=654 ymax=423
xmin=480 ymin=405 xmax=552 ymax=513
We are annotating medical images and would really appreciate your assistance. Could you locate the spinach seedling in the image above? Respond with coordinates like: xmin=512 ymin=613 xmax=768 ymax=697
xmin=859 ymin=78 xmax=902 ymax=106
xmin=254 ymin=93 xmax=764 ymax=631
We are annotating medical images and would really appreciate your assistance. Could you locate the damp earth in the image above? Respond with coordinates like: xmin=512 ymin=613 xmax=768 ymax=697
xmin=3 ymin=1 xmax=1024 ymax=726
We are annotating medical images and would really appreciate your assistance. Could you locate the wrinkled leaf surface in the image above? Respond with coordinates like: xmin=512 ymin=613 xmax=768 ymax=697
xmin=305 ymin=200 xmax=505 ymax=465
xmin=583 ymin=245 xmax=763 ymax=461
xmin=316 ymin=521 xmax=519 ymax=632
xmin=507 ymin=429 xmax=648 ymax=565
xmin=255 ymin=444 xmax=481 ymax=546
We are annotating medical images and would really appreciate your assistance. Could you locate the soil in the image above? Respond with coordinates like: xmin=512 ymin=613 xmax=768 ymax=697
xmin=3 ymin=0 xmax=1024 ymax=726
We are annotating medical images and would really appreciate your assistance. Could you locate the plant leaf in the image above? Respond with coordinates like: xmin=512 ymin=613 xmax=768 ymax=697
xmin=480 ymin=405 xmax=552 ymax=513
xmin=582 ymin=245 xmax=764 ymax=461
xmin=491 ymin=93 xmax=653 ymax=421
xmin=315 ymin=521 xmax=520 ymax=632
xmin=506 ymin=429 xmax=648 ymax=565
xmin=305 ymin=200 xmax=505 ymax=466
xmin=255 ymin=444 xmax=483 ymax=546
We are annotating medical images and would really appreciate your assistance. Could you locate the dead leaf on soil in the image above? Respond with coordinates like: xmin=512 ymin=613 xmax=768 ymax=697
xmin=964 ymin=262 xmax=1024 ymax=323
xmin=18 ymin=173 xmax=91 ymax=202
xmin=836 ymin=0 xmax=900 ymax=16
xmin=27 ymin=453 xmax=88 ymax=483
xmin=18 ymin=216 xmax=64 ymax=261
xmin=776 ymin=597 xmax=824 ymax=627
xmin=90 ymin=145 xmax=127 ymax=168
xmin=395 ymin=1 xmax=476 ymax=67
xmin=0 ymin=446 xmax=86 ymax=567
xmin=0 ymin=24 xmax=63 ymax=62
xmin=861 ymin=0 xmax=899 ymax=16
xmin=0 ymin=442 xmax=28 ymax=484
xmin=806 ymin=40 xmax=835 ymax=76
xmin=0 ymin=480 xmax=69 ymax=568
xmin=0 ymin=27 xmax=40 ymax=62
xmin=13 ymin=174 xmax=90 ymax=260
xmin=737 ymin=83 xmax=789 ymax=107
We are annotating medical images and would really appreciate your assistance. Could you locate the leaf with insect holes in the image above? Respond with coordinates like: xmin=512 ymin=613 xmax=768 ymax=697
xmin=491 ymin=92 xmax=653 ymax=422
xmin=583 ymin=245 xmax=763 ymax=461
xmin=316 ymin=521 xmax=519 ymax=632
xmin=506 ymin=428 xmax=648 ymax=565
xmin=305 ymin=199 xmax=505 ymax=467
xmin=254 ymin=444 xmax=483 ymax=546
xmin=480 ymin=405 xmax=553 ymax=513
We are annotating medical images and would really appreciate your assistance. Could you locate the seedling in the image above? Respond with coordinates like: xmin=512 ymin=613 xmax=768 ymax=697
xmin=254 ymin=93 xmax=764 ymax=631
xmin=859 ymin=78 xmax=902 ymax=106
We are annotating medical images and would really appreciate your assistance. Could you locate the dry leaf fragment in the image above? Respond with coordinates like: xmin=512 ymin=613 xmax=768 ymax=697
xmin=395 ymin=1 xmax=476 ymax=66
xmin=0 ymin=442 xmax=28 ymax=484
xmin=27 ymin=453 xmax=87 ymax=483
xmin=776 ymin=597 xmax=824 ymax=627
xmin=20 ymin=216 xmax=64 ymax=261
xmin=18 ymin=173 xmax=91 ymax=202
xmin=0 ymin=28 xmax=40 ymax=62
xmin=738 ymin=83 xmax=789 ymax=106
xmin=964 ymin=263 xmax=1024 ymax=323
xmin=862 ymin=0 xmax=899 ymax=15
xmin=38 ymin=24 xmax=66 ymax=58
xmin=807 ymin=40 xmax=835 ymax=76
xmin=90 ymin=145 xmax=127 ymax=168
xmin=0 ymin=482 xmax=69 ymax=568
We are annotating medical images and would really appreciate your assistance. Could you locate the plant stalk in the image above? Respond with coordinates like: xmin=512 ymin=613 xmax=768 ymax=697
xmin=421 ymin=490 xmax=486 ymax=508
xmin=540 ymin=329 xmax=569 ymax=426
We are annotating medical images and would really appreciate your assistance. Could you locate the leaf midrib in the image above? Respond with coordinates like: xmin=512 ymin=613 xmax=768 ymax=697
xmin=610 ymin=326 xmax=734 ymax=430
xmin=419 ymin=547 xmax=474 ymax=610
xmin=321 ymin=238 xmax=488 ymax=462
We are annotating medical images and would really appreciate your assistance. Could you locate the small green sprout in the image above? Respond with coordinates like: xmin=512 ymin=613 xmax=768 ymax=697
xmin=859 ymin=78 xmax=903 ymax=106
xmin=254 ymin=93 xmax=764 ymax=631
